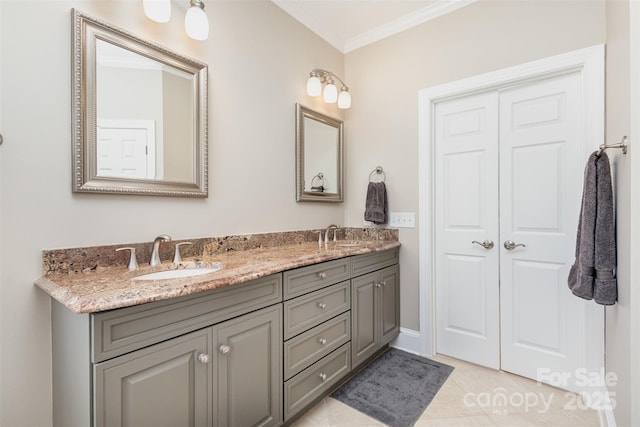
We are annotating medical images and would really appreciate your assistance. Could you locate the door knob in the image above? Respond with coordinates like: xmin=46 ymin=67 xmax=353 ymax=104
xmin=472 ymin=240 xmax=494 ymax=250
xmin=504 ymin=240 xmax=526 ymax=251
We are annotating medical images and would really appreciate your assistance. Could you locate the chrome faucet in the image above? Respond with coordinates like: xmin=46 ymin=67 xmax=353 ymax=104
xmin=150 ymin=234 xmax=171 ymax=266
xmin=324 ymin=224 xmax=340 ymax=243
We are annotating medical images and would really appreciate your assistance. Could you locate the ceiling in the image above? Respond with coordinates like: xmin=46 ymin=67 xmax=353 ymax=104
xmin=271 ymin=0 xmax=476 ymax=53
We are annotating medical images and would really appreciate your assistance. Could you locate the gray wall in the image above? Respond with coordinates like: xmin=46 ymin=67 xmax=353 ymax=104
xmin=0 ymin=1 xmax=343 ymax=425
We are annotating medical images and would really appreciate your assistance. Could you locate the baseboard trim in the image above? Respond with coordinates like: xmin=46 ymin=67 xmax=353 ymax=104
xmin=390 ymin=327 xmax=424 ymax=356
xmin=597 ymin=388 xmax=617 ymax=427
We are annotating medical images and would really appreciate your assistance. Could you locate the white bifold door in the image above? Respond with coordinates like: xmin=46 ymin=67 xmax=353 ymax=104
xmin=434 ymin=71 xmax=588 ymax=390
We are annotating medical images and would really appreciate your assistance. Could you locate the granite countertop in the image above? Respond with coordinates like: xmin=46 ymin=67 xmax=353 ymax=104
xmin=35 ymin=239 xmax=400 ymax=314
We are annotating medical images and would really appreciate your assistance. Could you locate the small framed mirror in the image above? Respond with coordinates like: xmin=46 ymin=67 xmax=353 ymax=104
xmin=295 ymin=104 xmax=344 ymax=202
xmin=72 ymin=9 xmax=208 ymax=197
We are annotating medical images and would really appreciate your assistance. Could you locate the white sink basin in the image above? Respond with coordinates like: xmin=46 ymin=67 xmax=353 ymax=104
xmin=134 ymin=264 xmax=223 ymax=280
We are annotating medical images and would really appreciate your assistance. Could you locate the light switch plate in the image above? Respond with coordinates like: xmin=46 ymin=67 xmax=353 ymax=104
xmin=389 ymin=212 xmax=415 ymax=228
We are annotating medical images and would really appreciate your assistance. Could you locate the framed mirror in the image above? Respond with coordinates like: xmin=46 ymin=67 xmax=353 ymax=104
xmin=72 ymin=9 xmax=208 ymax=197
xmin=295 ymin=104 xmax=344 ymax=202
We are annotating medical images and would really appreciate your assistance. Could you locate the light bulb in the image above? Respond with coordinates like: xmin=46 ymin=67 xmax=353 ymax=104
xmin=323 ymin=83 xmax=337 ymax=103
xmin=185 ymin=0 xmax=209 ymax=41
xmin=307 ymin=75 xmax=321 ymax=96
xmin=143 ymin=0 xmax=171 ymax=23
xmin=337 ymin=90 xmax=351 ymax=109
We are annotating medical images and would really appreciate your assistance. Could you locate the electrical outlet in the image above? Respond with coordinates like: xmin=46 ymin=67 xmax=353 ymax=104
xmin=389 ymin=212 xmax=415 ymax=228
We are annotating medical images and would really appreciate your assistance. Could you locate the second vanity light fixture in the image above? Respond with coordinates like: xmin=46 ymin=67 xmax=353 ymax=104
xmin=307 ymin=69 xmax=351 ymax=109
xmin=143 ymin=0 xmax=209 ymax=41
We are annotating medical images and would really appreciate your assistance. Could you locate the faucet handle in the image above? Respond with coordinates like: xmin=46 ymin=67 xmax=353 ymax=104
xmin=173 ymin=242 xmax=193 ymax=263
xmin=116 ymin=247 xmax=139 ymax=271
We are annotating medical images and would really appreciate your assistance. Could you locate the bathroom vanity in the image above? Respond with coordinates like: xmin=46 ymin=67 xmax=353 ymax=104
xmin=37 ymin=230 xmax=399 ymax=427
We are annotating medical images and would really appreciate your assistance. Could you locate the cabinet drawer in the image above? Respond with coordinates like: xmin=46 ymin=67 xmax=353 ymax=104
xmin=351 ymin=248 xmax=399 ymax=277
xmin=283 ymin=281 xmax=350 ymax=340
xmin=284 ymin=312 xmax=350 ymax=380
xmin=92 ymin=274 xmax=282 ymax=362
xmin=284 ymin=343 xmax=351 ymax=420
xmin=283 ymin=258 xmax=350 ymax=300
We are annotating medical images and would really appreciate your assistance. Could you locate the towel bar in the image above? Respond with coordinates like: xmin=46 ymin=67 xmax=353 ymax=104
xmin=597 ymin=136 xmax=628 ymax=157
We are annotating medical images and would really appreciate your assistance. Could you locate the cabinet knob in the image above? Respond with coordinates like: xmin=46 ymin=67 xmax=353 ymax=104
xmin=380 ymin=280 xmax=386 ymax=287
xmin=219 ymin=344 xmax=231 ymax=355
xmin=318 ymin=338 xmax=327 ymax=345
xmin=317 ymin=302 xmax=327 ymax=309
xmin=318 ymin=373 xmax=327 ymax=381
xmin=375 ymin=282 xmax=382 ymax=288
xmin=317 ymin=271 xmax=327 ymax=279
xmin=198 ymin=353 xmax=210 ymax=364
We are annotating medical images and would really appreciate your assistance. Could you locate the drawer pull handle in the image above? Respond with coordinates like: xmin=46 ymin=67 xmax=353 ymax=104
xmin=198 ymin=353 xmax=210 ymax=364
xmin=319 ymin=373 xmax=327 ymax=381
xmin=318 ymin=338 xmax=327 ymax=345
xmin=317 ymin=302 xmax=327 ymax=309
xmin=219 ymin=344 xmax=231 ymax=355
xmin=317 ymin=271 xmax=327 ymax=279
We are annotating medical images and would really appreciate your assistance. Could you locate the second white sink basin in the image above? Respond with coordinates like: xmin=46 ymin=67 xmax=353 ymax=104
xmin=134 ymin=264 xmax=223 ymax=281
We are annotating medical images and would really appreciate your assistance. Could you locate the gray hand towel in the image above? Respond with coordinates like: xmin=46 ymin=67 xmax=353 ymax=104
xmin=364 ymin=182 xmax=387 ymax=225
xmin=568 ymin=151 xmax=617 ymax=305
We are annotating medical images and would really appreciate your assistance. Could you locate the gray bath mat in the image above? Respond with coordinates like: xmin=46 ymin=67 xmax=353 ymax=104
xmin=331 ymin=348 xmax=453 ymax=427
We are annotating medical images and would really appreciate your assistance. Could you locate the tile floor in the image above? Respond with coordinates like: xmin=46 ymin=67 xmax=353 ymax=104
xmin=291 ymin=354 xmax=602 ymax=427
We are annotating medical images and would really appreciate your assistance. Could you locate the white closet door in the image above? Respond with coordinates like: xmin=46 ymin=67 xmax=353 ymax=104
xmin=499 ymin=72 xmax=585 ymax=390
xmin=435 ymin=71 xmax=589 ymax=389
xmin=434 ymin=91 xmax=501 ymax=369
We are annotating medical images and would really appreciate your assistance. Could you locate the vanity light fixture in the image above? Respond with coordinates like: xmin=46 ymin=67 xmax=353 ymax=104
xmin=185 ymin=0 xmax=209 ymax=41
xmin=143 ymin=0 xmax=171 ymax=23
xmin=142 ymin=0 xmax=209 ymax=41
xmin=306 ymin=69 xmax=351 ymax=109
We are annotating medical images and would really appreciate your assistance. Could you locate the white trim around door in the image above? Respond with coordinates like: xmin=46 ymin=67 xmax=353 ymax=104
xmin=418 ymin=44 xmax=605 ymax=383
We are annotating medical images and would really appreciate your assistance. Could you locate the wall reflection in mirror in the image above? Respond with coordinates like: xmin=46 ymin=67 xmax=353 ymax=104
xmin=96 ymin=40 xmax=194 ymax=182
xmin=296 ymin=104 xmax=344 ymax=202
xmin=72 ymin=9 xmax=208 ymax=197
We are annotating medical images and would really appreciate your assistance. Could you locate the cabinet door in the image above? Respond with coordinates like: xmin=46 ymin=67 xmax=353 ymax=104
xmin=379 ymin=265 xmax=400 ymax=346
xmin=94 ymin=328 xmax=212 ymax=427
xmin=216 ymin=305 xmax=282 ymax=427
xmin=351 ymin=272 xmax=377 ymax=369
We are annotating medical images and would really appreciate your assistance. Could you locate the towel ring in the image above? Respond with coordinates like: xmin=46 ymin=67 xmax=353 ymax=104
xmin=310 ymin=172 xmax=326 ymax=192
xmin=369 ymin=166 xmax=386 ymax=182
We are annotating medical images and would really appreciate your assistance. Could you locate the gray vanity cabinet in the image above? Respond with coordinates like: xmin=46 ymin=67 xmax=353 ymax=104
xmin=94 ymin=328 xmax=213 ymax=427
xmin=95 ymin=305 xmax=282 ymax=427
xmin=52 ymin=274 xmax=283 ymax=427
xmin=351 ymin=254 xmax=400 ymax=369
xmin=94 ymin=304 xmax=282 ymax=427
xmin=215 ymin=305 xmax=282 ymax=427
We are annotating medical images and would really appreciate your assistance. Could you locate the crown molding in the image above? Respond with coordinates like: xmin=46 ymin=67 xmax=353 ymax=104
xmin=344 ymin=0 xmax=477 ymax=53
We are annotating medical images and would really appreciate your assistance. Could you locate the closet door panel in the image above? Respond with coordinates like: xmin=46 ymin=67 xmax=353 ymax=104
xmin=434 ymin=91 xmax=500 ymax=369
xmin=499 ymin=72 xmax=585 ymax=390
